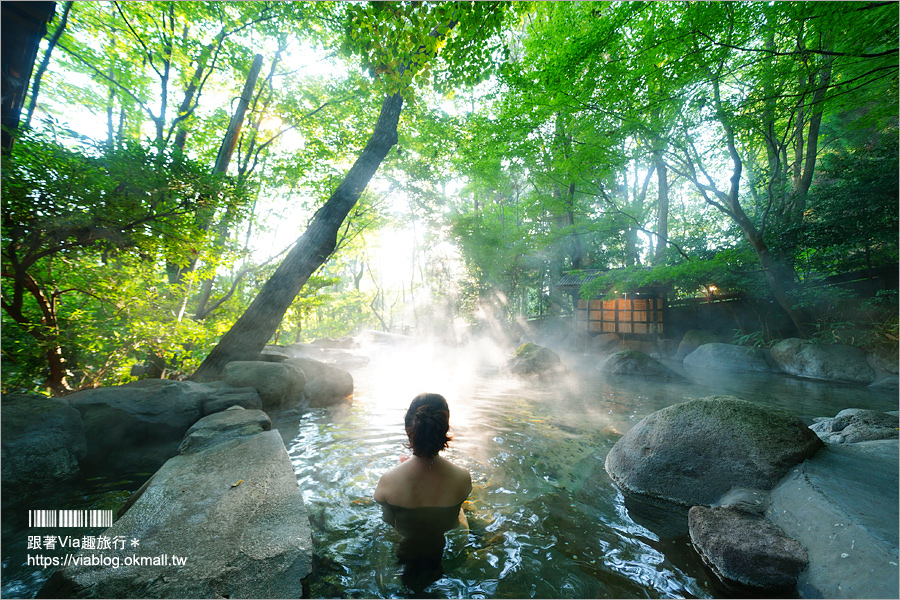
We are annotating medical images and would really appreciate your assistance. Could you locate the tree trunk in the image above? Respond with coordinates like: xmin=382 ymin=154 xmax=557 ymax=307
xmin=1 ymin=268 xmax=68 ymax=394
xmin=170 ymin=54 xmax=263 ymax=286
xmin=106 ymin=59 xmax=117 ymax=147
xmin=625 ymin=161 xmax=655 ymax=267
xmin=623 ymin=169 xmax=637 ymax=267
xmin=688 ymin=74 xmax=809 ymax=337
xmin=652 ymin=150 xmax=669 ymax=265
xmin=191 ymin=92 xmax=404 ymax=381
xmin=213 ymin=54 xmax=264 ymax=174
xmin=564 ymin=184 xmax=583 ymax=269
xmin=24 ymin=1 xmax=73 ymax=129
xmin=787 ymin=54 xmax=834 ymax=221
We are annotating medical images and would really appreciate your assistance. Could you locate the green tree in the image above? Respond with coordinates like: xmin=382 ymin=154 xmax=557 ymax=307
xmin=192 ymin=1 xmax=515 ymax=380
xmin=1 ymin=131 xmax=245 ymax=393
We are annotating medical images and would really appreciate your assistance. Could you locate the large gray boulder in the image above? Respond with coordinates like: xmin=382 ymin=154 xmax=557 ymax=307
xmin=770 ymin=338 xmax=875 ymax=384
xmin=810 ymin=408 xmax=899 ymax=444
xmin=179 ymin=407 xmax=272 ymax=454
xmin=286 ymin=357 xmax=353 ymax=407
xmin=200 ymin=383 xmax=262 ymax=416
xmin=223 ymin=361 xmax=306 ymax=409
xmin=766 ymin=439 xmax=899 ymax=599
xmin=40 ymin=426 xmax=312 ymax=598
xmin=1 ymin=394 xmax=87 ymax=503
xmin=590 ymin=333 xmax=620 ymax=353
xmin=689 ymin=505 xmax=808 ymax=591
xmin=258 ymin=346 xmax=292 ymax=362
xmin=605 ymin=396 xmax=823 ymax=506
xmin=65 ymin=380 xmax=210 ymax=473
xmin=871 ymin=343 xmax=899 ymax=374
xmin=597 ymin=350 xmax=682 ymax=379
xmin=683 ymin=343 xmax=771 ymax=372
xmin=675 ymin=329 xmax=720 ymax=361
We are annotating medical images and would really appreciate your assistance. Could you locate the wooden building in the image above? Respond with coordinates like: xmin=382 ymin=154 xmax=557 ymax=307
xmin=556 ymin=270 xmax=670 ymax=342
xmin=1 ymin=2 xmax=57 ymax=152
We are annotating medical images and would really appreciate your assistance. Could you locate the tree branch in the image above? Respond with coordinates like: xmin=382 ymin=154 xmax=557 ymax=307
xmin=113 ymin=1 xmax=164 ymax=79
xmin=55 ymin=41 xmax=157 ymax=122
xmin=693 ymin=28 xmax=898 ymax=59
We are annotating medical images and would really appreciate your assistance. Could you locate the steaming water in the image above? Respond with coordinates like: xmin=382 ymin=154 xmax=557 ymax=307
xmin=281 ymin=341 xmax=897 ymax=599
xmin=2 ymin=341 xmax=895 ymax=599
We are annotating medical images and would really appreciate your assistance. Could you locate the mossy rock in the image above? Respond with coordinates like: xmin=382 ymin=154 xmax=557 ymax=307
xmin=605 ymin=395 xmax=823 ymax=506
xmin=506 ymin=343 xmax=563 ymax=376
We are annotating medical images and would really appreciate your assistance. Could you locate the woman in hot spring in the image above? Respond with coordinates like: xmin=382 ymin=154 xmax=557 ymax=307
xmin=374 ymin=392 xmax=472 ymax=588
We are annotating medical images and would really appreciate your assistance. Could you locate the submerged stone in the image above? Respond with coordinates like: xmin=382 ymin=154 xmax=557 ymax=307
xmin=683 ymin=343 xmax=771 ymax=372
xmin=1 ymin=394 xmax=87 ymax=503
xmin=810 ymin=408 xmax=899 ymax=443
xmin=766 ymin=439 xmax=899 ymax=599
xmin=689 ymin=505 xmax=808 ymax=591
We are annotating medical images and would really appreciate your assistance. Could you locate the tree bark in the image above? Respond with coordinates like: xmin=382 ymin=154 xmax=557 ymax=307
xmin=624 ymin=162 xmax=655 ymax=267
xmin=169 ymin=54 xmax=263 ymax=286
xmin=191 ymin=92 xmax=404 ymax=381
xmin=173 ymin=33 xmax=223 ymax=153
xmin=710 ymin=76 xmax=808 ymax=336
xmin=1 ymin=268 xmax=68 ymax=394
xmin=652 ymin=150 xmax=669 ymax=265
xmin=24 ymin=1 xmax=73 ymax=129
xmin=213 ymin=54 xmax=264 ymax=174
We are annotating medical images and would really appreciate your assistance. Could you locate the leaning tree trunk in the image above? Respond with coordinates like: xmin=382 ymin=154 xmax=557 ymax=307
xmin=191 ymin=92 xmax=404 ymax=381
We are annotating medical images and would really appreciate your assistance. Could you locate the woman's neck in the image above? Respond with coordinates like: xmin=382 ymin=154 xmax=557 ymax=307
xmin=413 ymin=454 xmax=438 ymax=468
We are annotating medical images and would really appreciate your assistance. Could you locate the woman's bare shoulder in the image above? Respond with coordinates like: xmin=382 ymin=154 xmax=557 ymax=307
xmin=374 ymin=462 xmax=406 ymax=502
xmin=449 ymin=461 xmax=471 ymax=479
xmin=448 ymin=461 xmax=472 ymax=495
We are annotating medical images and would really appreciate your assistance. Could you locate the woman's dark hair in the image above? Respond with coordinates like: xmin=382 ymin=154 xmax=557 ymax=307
xmin=405 ymin=393 xmax=451 ymax=457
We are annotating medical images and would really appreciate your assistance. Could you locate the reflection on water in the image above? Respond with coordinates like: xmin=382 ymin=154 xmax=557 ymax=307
xmin=283 ymin=341 xmax=895 ymax=599
xmin=3 ymin=340 xmax=894 ymax=599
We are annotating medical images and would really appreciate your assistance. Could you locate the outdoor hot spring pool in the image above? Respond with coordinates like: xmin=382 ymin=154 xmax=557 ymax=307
xmin=3 ymin=341 xmax=896 ymax=599
xmin=278 ymin=342 xmax=896 ymax=599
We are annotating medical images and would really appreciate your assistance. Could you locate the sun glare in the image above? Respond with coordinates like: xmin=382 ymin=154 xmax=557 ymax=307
xmin=371 ymin=226 xmax=417 ymax=290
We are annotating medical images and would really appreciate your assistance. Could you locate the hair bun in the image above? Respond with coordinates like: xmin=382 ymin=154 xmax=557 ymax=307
xmin=406 ymin=394 xmax=452 ymax=457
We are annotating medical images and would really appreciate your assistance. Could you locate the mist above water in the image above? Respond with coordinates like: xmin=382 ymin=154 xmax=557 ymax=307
xmin=285 ymin=334 xmax=896 ymax=598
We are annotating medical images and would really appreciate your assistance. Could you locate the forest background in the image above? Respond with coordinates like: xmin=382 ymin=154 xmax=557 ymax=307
xmin=2 ymin=1 xmax=897 ymax=395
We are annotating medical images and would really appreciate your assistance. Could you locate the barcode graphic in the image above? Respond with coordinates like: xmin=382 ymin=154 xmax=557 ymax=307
xmin=29 ymin=510 xmax=113 ymax=528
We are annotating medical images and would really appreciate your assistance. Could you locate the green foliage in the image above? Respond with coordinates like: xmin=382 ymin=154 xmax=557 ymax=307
xmin=812 ymin=309 xmax=899 ymax=352
xmin=1 ymin=131 xmax=250 ymax=392
xmin=341 ymin=1 xmax=514 ymax=95
xmin=6 ymin=0 xmax=897 ymax=390
xmin=798 ymin=127 xmax=899 ymax=276
xmin=731 ymin=329 xmax=770 ymax=350
xmin=3 ymin=130 xmax=245 ymax=267
xmin=578 ymin=246 xmax=766 ymax=301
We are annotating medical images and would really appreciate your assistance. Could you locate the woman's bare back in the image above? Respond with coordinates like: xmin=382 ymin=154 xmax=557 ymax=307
xmin=374 ymin=455 xmax=472 ymax=508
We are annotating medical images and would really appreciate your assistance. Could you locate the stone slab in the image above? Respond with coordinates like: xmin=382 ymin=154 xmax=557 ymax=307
xmin=766 ymin=439 xmax=899 ymax=599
